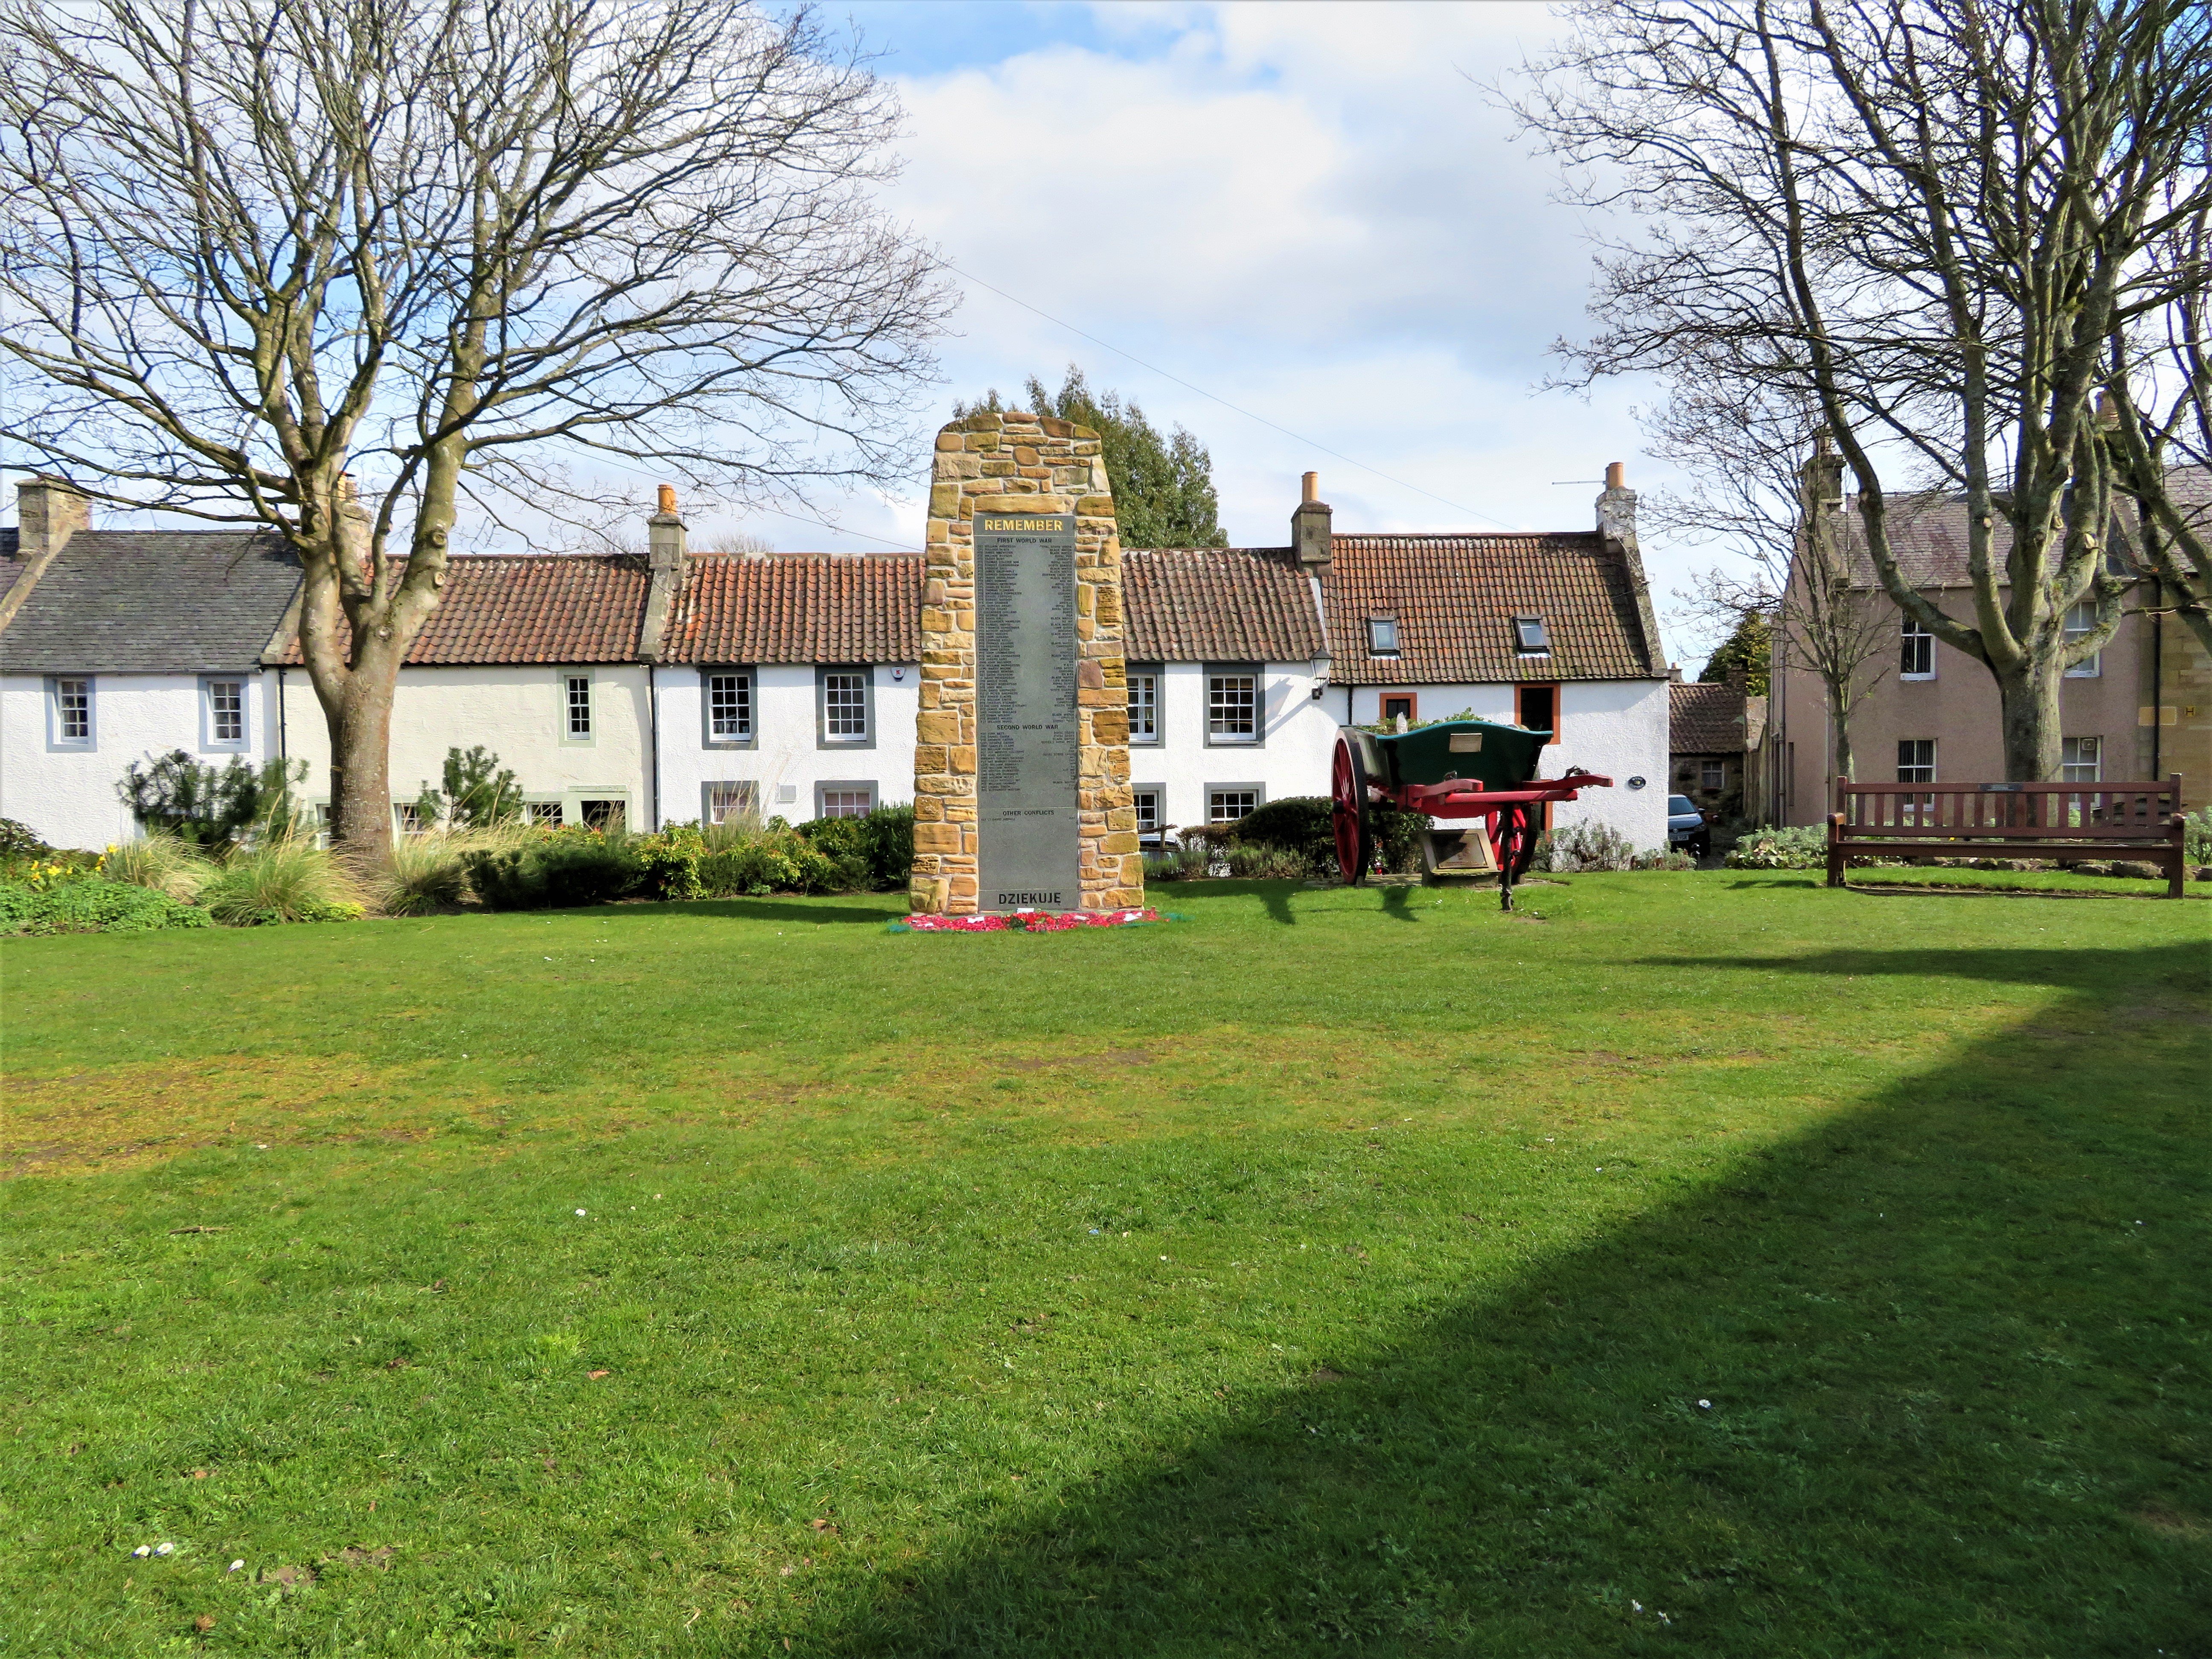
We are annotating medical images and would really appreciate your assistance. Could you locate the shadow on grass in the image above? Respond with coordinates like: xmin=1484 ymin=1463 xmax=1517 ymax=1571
xmin=1638 ymin=940 xmax=2203 ymax=996
xmin=585 ymin=896 xmax=910 ymax=926
xmin=784 ymin=941 xmax=2209 ymax=1657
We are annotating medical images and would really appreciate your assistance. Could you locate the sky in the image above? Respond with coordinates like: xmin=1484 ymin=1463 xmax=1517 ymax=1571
xmin=733 ymin=0 xmax=1714 ymax=669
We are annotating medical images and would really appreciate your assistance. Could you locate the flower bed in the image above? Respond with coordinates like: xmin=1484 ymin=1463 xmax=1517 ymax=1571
xmin=892 ymin=907 xmax=1163 ymax=934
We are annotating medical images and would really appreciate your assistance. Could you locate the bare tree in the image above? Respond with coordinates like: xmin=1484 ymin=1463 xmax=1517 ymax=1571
xmin=698 ymin=529 xmax=778 ymax=555
xmin=1650 ymin=391 xmax=1892 ymax=781
xmin=1516 ymin=0 xmax=2212 ymax=779
xmin=2106 ymin=184 xmax=2212 ymax=654
xmin=0 ymin=0 xmax=950 ymax=849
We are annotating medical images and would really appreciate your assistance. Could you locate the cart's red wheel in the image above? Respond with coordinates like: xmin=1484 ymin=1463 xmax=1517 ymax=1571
xmin=1330 ymin=733 xmax=1373 ymax=885
xmin=1509 ymin=805 xmax=1542 ymax=878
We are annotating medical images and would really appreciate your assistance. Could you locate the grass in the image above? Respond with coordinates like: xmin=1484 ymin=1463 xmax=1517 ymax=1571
xmin=2 ymin=873 xmax=2206 ymax=1656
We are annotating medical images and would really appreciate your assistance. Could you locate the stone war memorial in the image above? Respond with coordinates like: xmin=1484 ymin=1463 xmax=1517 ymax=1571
xmin=908 ymin=410 xmax=1143 ymax=915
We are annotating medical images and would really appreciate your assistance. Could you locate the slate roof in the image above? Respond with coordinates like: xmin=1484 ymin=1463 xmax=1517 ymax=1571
xmin=1121 ymin=547 xmax=1326 ymax=664
xmin=1322 ymin=532 xmax=1663 ymax=684
xmin=1671 ymin=680 xmax=1753 ymax=753
xmin=0 ymin=530 xmax=301 ymax=675
xmin=276 ymin=554 xmax=649 ymax=664
xmin=1832 ymin=465 xmax=2212 ymax=588
xmin=662 ymin=553 xmax=923 ymax=664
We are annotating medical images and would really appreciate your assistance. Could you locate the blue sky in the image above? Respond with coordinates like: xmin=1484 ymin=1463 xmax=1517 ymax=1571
xmin=744 ymin=2 xmax=1709 ymax=666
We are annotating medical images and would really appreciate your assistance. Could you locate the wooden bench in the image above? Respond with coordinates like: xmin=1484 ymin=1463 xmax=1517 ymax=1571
xmin=1826 ymin=775 xmax=2190 ymax=898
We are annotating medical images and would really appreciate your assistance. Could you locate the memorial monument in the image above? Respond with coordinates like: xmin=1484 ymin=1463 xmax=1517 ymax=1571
xmin=908 ymin=410 xmax=1141 ymax=914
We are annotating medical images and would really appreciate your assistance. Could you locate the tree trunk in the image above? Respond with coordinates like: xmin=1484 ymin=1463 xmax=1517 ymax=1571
xmin=328 ymin=658 xmax=398 ymax=858
xmin=1994 ymin=654 xmax=2064 ymax=780
xmin=1827 ymin=682 xmax=1854 ymax=783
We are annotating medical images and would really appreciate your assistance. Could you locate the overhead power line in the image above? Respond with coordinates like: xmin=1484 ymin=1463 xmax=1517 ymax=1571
xmin=935 ymin=257 xmax=1522 ymax=533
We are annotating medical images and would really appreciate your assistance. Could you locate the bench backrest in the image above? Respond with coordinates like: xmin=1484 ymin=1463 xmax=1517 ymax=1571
xmin=1831 ymin=775 xmax=2183 ymax=839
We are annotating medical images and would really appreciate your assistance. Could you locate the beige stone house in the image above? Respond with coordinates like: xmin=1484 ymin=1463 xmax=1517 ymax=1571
xmin=1765 ymin=469 xmax=2211 ymax=824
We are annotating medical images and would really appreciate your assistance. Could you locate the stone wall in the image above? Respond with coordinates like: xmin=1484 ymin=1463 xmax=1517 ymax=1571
xmin=908 ymin=411 xmax=1141 ymax=914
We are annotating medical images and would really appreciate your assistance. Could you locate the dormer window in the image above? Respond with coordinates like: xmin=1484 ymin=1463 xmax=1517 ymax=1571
xmin=1367 ymin=617 xmax=1399 ymax=655
xmin=1513 ymin=615 xmax=1551 ymax=655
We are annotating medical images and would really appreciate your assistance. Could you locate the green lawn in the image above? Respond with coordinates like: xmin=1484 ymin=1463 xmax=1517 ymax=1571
xmin=3 ymin=874 xmax=2206 ymax=1657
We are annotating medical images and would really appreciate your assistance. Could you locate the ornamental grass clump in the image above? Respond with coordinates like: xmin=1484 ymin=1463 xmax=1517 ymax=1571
xmin=370 ymin=827 xmax=527 ymax=916
xmin=201 ymin=837 xmax=365 ymax=925
xmin=100 ymin=830 xmax=213 ymax=901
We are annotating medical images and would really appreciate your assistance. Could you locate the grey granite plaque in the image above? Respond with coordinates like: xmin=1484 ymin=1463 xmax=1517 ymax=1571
xmin=976 ymin=512 xmax=1081 ymax=910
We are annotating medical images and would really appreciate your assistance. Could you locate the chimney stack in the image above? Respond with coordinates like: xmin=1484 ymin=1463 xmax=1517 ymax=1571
xmin=1596 ymin=460 xmax=1636 ymax=545
xmin=15 ymin=477 xmax=89 ymax=560
xmin=1800 ymin=429 xmax=1845 ymax=515
xmin=647 ymin=483 xmax=687 ymax=573
xmin=1292 ymin=471 xmax=1332 ymax=571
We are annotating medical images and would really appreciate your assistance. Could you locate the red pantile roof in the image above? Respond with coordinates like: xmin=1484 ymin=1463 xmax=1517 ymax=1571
xmin=662 ymin=553 xmax=922 ymax=664
xmin=1121 ymin=547 xmax=1326 ymax=664
xmin=1323 ymin=533 xmax=1662 ymax=684
xmin=1671 ymin=680 xmax=1752 ymax=753
xmin=277 ymin=554 xmax=647 ymax=664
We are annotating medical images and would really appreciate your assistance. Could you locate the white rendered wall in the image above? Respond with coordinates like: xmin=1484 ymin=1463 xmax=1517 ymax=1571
xmin=655 ymin=663 xmax=920 ymax=827
xmin=1129 ymin=662 xmax=1336 ymax=832
xmin=279 ymin=663 xmax=652 ymax=826
xmin=1 ymin=670 xmax=274 ymax=850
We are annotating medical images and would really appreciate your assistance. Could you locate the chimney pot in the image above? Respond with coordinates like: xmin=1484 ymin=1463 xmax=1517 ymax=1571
xmin=646 ymin=486 xmax=686 ymax=571
xmin=658 ymin=483 xmax=678 ymax=515
xmin=1604 ymin=461 xmax=1625 ymax=490
xmin=14 ymin=476 xmax=90 ymax=561
xmin=1301 ymin=471 xmax=1319 ymax=504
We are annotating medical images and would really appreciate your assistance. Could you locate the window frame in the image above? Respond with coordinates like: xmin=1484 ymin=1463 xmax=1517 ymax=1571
xmin=2061 ymin=602 xmax=2102 ymax=678
xmin=1513 ymin=681 xmax=1560 ymax=746
xmin=45 ymin=674 xmax=95 ymax=750
xmin=1203 ymin=662 xmax=1264 ymax=748
xmin=1900 ymin=615 xmax=1936 ymax=680
xmin=1511 ymin=615 xmax=1551 ymax=656
xmin=1367 ymin=616 xmax=1400 ymax=656
xmin=1896 ymin=739 xmax=1936 ymax=784
xmin=579 ymin=797 xmax=628 ymax=832
xmin=1700 ymin=757 xmax=1726 ymax=791
xmin=700 ymin=667 xmax=757 ymax=748
xmin=815 ymin=665 xmax=875 ymax=749
xmin=1380 ymin=692 xmax=1418 ymax=727
xmin=1126 ymin=664 xmax=1162 ymax=745
xmin=815 ymin=780 xmax=876 ymax=820
xmin=2060 ymin=735 xmax=2101 ymax=783
xmin=701 ymin=779 xmax=760 ymax=826
xmin=524 ymin=798 xmax=565 ymax=828
xmin=198 ymin=674 xmax=249 ymax=752
xmin=560 ymin=669 xmax=596 ymax=745
xmin=1131 ymin=784 xmax=1164 ymax=840
xmin=1205 ymin=783 xmax=1265 ymax=825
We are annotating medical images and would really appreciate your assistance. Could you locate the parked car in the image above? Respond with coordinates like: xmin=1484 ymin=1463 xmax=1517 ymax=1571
xmin=1667 ymin=795 xmax=1711 ymax=859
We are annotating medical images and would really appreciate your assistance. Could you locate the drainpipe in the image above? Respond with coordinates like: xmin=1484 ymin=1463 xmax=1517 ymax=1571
xmin=647 ymin=661 xmax=661 ymax=830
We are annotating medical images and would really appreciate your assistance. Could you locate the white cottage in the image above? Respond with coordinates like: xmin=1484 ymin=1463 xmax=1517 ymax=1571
xmin=0 ymin=481 xmax=299 ymax=849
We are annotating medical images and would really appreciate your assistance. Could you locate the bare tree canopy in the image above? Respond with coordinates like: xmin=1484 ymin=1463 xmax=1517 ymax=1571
xmin=0 ymin=0 xmax=952 ymax=846
xmin=1514 ymin=0 xmax=2212 ymax=779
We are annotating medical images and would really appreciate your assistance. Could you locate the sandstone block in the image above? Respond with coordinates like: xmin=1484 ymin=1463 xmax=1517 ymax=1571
xmin=914 ymin=744 xmax=947 ymax=773
xmin=951 ymin=746 xmax=976 ymax=774
xmin=934 ymin=431 xmax=963 ymax=451
xmin=914 ymin=821 xmax=962 ymax=854
xmin=1014 ymin=446 xmax=1040 ymax=466
xmin=916 ymin=711 xmax=962 ymax=743
xmin=1076 ymin=495 xmax=1114 ymax=518
xmin=1102 ymin=831 xmax=1139 ymax=855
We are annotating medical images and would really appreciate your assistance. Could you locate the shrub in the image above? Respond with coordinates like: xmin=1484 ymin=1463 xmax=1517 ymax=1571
xmin=630 ymin=823 xmax=708 ymax=901
xmin=1632 ymin=847 xmax=1699 ymax=871
xmin=201 ymin=838 xmax=366 ymax=925
xmin=698 ymin=828 xmax=841 ymax=896
xmin=463 ymin=826 xmax=643 ymax=910
xmin=1537 ymin=820 xmax=1635 ymax=873
xmin=1225 ymin=844 xmax=1312 ymax=879
xmin=0 ymin=818 xmax=53 ymax=856
xmin=1725 ymin=824 xmax=1830 ymax=870
xmin=0 ymin=877 xmax=212 ymax=935
xmin=1144 ymin=843 xmax=1211 ymax=882
xmin=2184 ymin=808 xmax=2212 ymax=867
xmin=795 ymin=804 xmax=914 ymax=891
xmin=416 ymin=745 xmax=525 ymax=829
xmin=100 ymin=830 xmax=214 ymax=900
xmin=117 ymin=752 xmax=306 ymax=849
xmin=1228 ymin=797 xmax=1336 ymax=869
xmin=1367 ymin=803 xmax=1432 ymax=876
